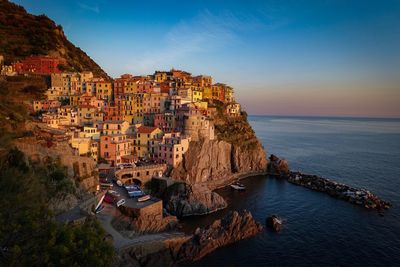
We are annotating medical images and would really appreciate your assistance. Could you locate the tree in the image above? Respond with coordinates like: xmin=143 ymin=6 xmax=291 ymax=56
xmin=0 ymin=148 xmax=115 ymax=266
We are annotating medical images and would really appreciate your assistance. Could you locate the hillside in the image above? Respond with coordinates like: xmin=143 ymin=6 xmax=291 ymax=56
xmin=0 ymin=0 xmax=110 ymax=79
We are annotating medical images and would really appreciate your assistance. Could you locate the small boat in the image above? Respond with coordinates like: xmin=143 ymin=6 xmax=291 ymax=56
xmin=230 ymin=181 xmax=246 ymax=191
xmin=116 ymin=199 xmax=125 ymax=207
xmin=138 ymin=195 xmax=151 ymax=202
xmin=95 ymin=205 xmax=105 ymax=214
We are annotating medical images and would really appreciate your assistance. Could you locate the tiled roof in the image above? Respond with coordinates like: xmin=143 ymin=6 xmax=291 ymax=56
xmin=138 ymin=126 xmax=159 ymax=134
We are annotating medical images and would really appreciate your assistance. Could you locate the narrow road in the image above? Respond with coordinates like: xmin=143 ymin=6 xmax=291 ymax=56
xmin=96 ymin=204 xmax=185 ymax=251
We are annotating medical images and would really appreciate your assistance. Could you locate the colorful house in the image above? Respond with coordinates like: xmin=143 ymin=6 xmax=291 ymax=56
xmin=100 ymin=134 xmax=133 ymax=166
xmin=133 ymin=126 xmax=163 ymax=159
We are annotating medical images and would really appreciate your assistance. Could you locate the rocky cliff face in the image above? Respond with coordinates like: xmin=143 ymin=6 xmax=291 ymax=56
xmin=171 ymin=138 xmax=267 ymax=189
xmin=164 ymin=183 xmax=227 ymax=217
xmin=169 ymin=105 xmax=268 ymax=216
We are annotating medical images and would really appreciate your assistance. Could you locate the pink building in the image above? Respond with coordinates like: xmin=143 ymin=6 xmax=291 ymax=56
xmin=100 ymin=134 xmax=133 ymax=166
xmin=155 ymin=132 xmax=190 ymax=167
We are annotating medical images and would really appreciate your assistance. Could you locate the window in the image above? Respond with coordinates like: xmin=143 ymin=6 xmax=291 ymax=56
xmin=137 ymin=172 xmax=140 ymax=176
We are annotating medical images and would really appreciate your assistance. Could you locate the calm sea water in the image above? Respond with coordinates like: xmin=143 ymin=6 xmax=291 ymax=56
xmin=184 ymin=116 xmax=400 ymax=267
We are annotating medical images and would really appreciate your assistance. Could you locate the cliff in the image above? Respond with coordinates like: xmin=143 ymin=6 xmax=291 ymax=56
xmin=169 ymin=102 xmax=268 ymax=216
xmin=172 ymin=138 xmax=267 ymax=189
xmin=172 ymin=101 xmax=267 ymax=188
xmin=0 ymin=0 xmax=110 ymax=79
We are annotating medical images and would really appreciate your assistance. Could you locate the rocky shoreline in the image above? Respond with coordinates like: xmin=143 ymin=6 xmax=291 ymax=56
xmin=114 ymin=210 xmax=263 ymax=267
xmin=285 ymin=171 xmax=392 ymax=212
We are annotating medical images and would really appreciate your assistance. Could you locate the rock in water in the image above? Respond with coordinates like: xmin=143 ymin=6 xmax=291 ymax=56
xmin=164 ymin=183 xmax=227 ymax=217
xmin=268 ymin=154 xmax=289 ymax=175
xmin=177 ymin=210 xmax=263 ymax=262
xmin=266 ymin=215 xmax=282 ymax=232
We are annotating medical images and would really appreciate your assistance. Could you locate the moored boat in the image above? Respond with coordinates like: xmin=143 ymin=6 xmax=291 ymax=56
xmin=230 ymin=181 xmax=246 ymax=191
xmin=138 ymin=195 xmax=151 ymax=202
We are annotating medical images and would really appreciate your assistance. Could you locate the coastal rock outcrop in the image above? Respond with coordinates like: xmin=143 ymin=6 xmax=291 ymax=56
xmin=164 ymin=183 xmax=227 ymax=217
xmin=268 ymin=154 xmax=289 ymax=175
xmin=171 ymin=138 xmax=267 ymax=189
xmin=114 ymin=210 xmax=263 ymax=267
xmin=177 ymin=210 xmax=263 ymax=262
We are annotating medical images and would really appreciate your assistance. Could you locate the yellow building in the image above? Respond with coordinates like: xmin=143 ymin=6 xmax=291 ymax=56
xmin=70 ymin=137 xmax=98 ymax=162
xmin=132 ymin=94 xmax=144 ymax=124
xmin=154 ymin=71 xmax=169 ymax=83
xmin=69 ymin=95 xmax=80 ymax=106
xmin=192 ymin=89 xmax=203 ymax=102
xmin=133 ymin=126 xmax=163 ymax=158
xmin=95 ymin=81 xmax=112 ymax=100
xmin=125 ymin=81 xmax=138 ymax=94
xmin=78 ymin=105 xmax=104 ymax=126
xmin=203 ymin=86 xmax=212 ymax=99
xmin=102 ymin=120 xmax=131 ymax=135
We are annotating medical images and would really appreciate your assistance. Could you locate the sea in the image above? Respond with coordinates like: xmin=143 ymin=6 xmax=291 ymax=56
xmin=183 ymin=116 xmax=400 ymax=267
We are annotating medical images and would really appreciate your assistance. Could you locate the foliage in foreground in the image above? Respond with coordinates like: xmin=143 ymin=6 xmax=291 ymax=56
xmin=0 ymin=148 xmax=114 ymax=266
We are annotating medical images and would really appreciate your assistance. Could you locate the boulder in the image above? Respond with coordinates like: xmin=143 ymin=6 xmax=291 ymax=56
xmin=266 ymin=215 xmax=282 ymax=232
xmin=164 ymin=183 xmax=227 ymax=217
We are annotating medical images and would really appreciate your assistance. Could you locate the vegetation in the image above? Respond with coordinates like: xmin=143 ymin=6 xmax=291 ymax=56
xmin=0 ymin=0 xmax=110 ymax=79
xmin=0 ymin=147 xmax=115 ymax=266
xmin=0 ymin=76 xmax=48 ymax=132
xmin=209 ymin=99 xmax=259 ymax=149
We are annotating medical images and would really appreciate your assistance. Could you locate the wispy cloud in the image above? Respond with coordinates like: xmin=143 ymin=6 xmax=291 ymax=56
xmin=126 ymin=10 xmax=266 ymax=74
xmin=77 ymin=2 xmax=100 ymax=13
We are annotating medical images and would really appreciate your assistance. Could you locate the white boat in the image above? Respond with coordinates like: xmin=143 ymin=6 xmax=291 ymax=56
xmin=138 ymin=195 xmax=151 ymax=202
xmin=230 ymin=182 xmax=246 ymax=191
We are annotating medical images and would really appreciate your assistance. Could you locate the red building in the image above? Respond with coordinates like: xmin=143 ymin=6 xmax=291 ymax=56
xmin=13 ymin=55 xmax=67 ymax=74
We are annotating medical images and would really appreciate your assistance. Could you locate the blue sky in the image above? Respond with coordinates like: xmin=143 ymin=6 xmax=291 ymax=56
xmin=13 ymin=0 xmax=400 ymax=117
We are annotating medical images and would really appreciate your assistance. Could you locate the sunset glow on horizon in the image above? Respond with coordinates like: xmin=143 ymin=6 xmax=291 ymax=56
xmin=14 ymin=0 xmax=400 ymax=117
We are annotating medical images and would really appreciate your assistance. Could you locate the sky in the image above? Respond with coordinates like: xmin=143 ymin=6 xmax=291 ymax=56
xmin=12 ymin=0 xmax=400 ymax=117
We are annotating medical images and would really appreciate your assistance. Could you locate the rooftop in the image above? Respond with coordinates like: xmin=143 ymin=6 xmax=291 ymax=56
xmin=137 ymin=126 xmax=159 ymax=134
